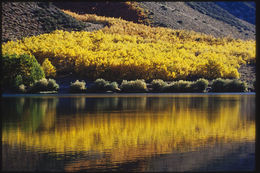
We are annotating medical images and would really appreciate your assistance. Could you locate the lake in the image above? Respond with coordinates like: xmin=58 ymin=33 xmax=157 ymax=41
xmin=1 ymin=93 xmax=255 ymax=172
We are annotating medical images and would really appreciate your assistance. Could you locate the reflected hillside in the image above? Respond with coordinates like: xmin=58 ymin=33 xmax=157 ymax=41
xmin=2 ymin=95 xmax=255 ymax=170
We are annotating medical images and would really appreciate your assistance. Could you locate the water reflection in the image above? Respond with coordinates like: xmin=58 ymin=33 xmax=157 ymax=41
xmin=2 ymin=94 xmax=255 ymax=172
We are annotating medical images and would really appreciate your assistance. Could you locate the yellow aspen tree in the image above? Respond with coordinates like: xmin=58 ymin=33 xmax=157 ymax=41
xmin=42 ymin=58 xmax=56 ymax=77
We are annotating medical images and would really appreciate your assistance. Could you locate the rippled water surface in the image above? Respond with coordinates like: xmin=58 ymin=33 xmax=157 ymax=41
xmin=2 ymin=94 xmax=255 ymax=172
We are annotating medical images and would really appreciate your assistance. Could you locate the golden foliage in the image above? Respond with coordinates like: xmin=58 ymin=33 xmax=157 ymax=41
xmin=42 ymin=58 xmax=56 ymax=77
xmin=2 ymin=10 xmax=255 ymax=80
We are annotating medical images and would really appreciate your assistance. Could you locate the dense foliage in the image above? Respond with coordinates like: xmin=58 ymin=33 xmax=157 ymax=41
xmin=2 ymin=54 xmax=45 ymax=89
xmin=2 ymin=11 xmax=255 ymax=82
xmin=42 ymin=58 xmax=56 ymax=77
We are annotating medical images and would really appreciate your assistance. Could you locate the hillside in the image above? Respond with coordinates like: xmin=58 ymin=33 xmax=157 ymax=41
xmin=53 ymin=1 xmax=255 ymax=40
xmin=2 ymin=1 xmax=256 ymax=41
xmin=1 ymin=2 xmax=104 ymax=42
xmin=215 ymin=2 xmax=255 ymax=25
xmin=1 ymin=1 xmax=256 ymax=89
xmin=138 ymin=2 xmax=255 ymax=40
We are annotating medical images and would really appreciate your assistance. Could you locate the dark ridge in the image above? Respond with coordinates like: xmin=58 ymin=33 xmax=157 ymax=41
xmin=214 ymin=2 xmax=255 ymax=25
xmin=52 ymin=2 xmax=148 ymax=24
xmin=185 ymin=2 xmax=254 ymax=32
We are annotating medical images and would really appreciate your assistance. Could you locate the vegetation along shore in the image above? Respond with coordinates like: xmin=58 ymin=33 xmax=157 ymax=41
xmin=2 ymin=2 xmax=256 ymax=94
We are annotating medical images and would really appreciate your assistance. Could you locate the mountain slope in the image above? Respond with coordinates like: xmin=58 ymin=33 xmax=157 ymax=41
xmin=2 ymin=1 xmax=255 ymax=42
xmin=52 ymin=1 xmax=255 ymax=40
xmin=138 ymin=1 xmax=255 ymax=40
xmin=214 ymin=2 xmax=255 ymax=25
xmin=1 ymin=2 xmax=105 ymax=42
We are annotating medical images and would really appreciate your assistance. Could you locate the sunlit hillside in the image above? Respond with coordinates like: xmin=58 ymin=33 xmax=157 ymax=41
xmin=2 ymin=10 xmax=255 ymax=81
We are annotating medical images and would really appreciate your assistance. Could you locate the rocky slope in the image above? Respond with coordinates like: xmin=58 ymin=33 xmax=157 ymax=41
xmin=51 ymin=1 xmax=255 ymax=40
xmin=1 ymin=2 xmax=105 ymax=42
xmin=138 ymin=1 xmax=255 ymax=40
xmin=2 ymin=1 xmax=256 ymax=41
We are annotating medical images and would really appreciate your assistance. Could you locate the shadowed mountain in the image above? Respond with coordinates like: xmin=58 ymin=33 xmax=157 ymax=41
xmin=138 ymin=1 xmax=255 ymax=40
xmin=214 ymin=2 xmax=255 ymax=25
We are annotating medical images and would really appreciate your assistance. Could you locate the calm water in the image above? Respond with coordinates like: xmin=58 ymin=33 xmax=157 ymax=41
xmin=2 ymin=94 xmax=255 ymax=172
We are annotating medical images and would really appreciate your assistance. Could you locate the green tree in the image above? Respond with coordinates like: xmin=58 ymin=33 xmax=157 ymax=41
xmin=2 ymin=54 xmax=45 ymax=90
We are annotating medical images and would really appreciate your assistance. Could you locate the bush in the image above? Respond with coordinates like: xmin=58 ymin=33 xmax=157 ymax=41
xmin=28 ymin=78 xmax=48 ymax=93
xmin=163 ymin=80 xmax=192 ymax=92
xmin=211 ymin=78 xmax=247 ymax=92
xmin=120 ymin=79 xmax=147 ymax=92
xmin=69 ymin=80 xmax=86 ymax=93
xmin=151 ymin=79 xmax=167 ymax=92
xmin=190 ymin=78 xmax=209 ymax=92
xmin=2 ymin=54 xmax=45 ymax=90
xmin=47 ymin=79 xmax=59 ymax=91
xmin=177 ymin=80 xmax=192 ymax=92
xmin=210 ymin=78 xmax=227 ymax=92
xmin=28 ymin=78 xmax=59 ymax=93
xmin=226 ymin=79 xmax=247 ymax=92
xmin=90 ymin=78 xmax=109 ymax=92
xmin=88 ymin=78 xmax=119 ymax=92
xmin=106 ymin=81 xmax=120 ymax=92
xmin=17 ymin=84 xmax=27 ymax=93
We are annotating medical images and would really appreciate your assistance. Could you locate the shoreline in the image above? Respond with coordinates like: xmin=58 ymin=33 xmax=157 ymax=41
xmin=2 ymin=92 xmax=256 ymax=98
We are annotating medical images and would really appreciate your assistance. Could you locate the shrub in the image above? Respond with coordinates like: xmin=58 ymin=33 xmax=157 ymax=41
xmin=106 ymin=81 xmax=120 ymax=92
xmin=28 ymin=78 xmax=59 ymax=93
xmin=42 ymin=58 xmax=56 ymax=77
xmin=163 ymin=80 xmax=192 ymax=92
xmin=120 ymin=79 xmax=147 ymax=92
xmin=226 ymin=79 xmax=247 ymax=92
xmin=28 ymin=78 xmax=48 ymax=93
xmin=17 ymin=84 xmax=27 ymax=93
xmin=151 ymin=79 xmax=167 ymax=92
xmin=191 ymin=78 xmax=209 ymax=92
xmin=69 ymin=80 xmax=86 ymax=93
xmin=2 ymin=54 xmax=45 ymax=90
xmin=88 ymin=78 xmax=119 ymax=92
xmin=211 ymin=78 xmax=247 ymax=92
xmin=177 ymin=80 xmax=192 ymax=92
xmin=90 ymin=78 xmax=110 ymax=92
xmin=210 ymin=78 xmax=228 ymax=92
xmin=162 ymin=82 xmax=176 ymax=92
xmin=47 ymin=79 xmax=59 ymax=91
